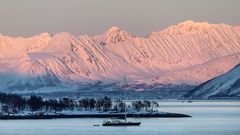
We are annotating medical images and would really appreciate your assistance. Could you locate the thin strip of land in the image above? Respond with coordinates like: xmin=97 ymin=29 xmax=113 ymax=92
xmin=0 ymin=112 xmax=191 ymax=120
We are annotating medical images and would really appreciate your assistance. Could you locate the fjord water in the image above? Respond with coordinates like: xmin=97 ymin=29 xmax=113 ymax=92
xmin=1 ymin=101 xmax=240 ymax=135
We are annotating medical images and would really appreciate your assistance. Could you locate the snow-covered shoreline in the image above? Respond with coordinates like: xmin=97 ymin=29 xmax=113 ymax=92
xmin=0 ymin=110 xmax=191 ymax=120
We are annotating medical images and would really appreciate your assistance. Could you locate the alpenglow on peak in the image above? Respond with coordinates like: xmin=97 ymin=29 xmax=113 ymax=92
xmin=107 ymin=26 xmax=121 ymax=32
xmin=104 ymin=26 xmax=132 ymax=44
xmin=0 ymin=21 xmax=240 ymax=93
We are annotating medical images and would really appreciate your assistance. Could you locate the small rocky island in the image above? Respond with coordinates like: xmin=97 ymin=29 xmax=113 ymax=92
xmin=0 ymin=93 xmax=191 ymax=119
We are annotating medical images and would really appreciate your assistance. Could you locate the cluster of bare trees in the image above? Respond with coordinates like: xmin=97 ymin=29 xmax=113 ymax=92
xmin=0 ymin=93 xmax=159 ymax=115
xmin=132 ymin=100 xmax=159 ymax=111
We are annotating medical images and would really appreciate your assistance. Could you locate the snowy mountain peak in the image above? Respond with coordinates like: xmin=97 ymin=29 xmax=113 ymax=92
xmin=0 ymin=21 xmax=240 ymax=94
xmin=104 ymin=26 xmax=132 ymax=44
xmin=178 ymin=20 xmax=212 ymax=27
xmin=153 ymin=20 xmax=223 ymax=36
xmin=106 ymin=26 xmax=121 ymax=32
xmin=37 ymin=32 xmax=51 ymax=38
xmin=178 ymin=20 xmax=228 ymax=30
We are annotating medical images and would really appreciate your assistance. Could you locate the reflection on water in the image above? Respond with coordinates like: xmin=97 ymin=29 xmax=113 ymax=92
xmin=0 ymin=101 xmax=240 ymax=135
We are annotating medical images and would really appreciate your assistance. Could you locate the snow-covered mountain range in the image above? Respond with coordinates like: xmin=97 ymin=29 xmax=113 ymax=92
xmin=184 ymin=64 xmax=240 ymax=99
xmin=0 ymin=20 xmax=240 ymax=95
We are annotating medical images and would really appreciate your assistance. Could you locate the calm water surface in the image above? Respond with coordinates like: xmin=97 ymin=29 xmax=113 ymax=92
xmin=1 ymin=101 xmax=240 ymax=135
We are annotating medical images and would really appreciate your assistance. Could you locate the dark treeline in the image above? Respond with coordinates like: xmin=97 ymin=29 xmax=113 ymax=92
xmin=0 ymin=93 xmax=159 ymax=115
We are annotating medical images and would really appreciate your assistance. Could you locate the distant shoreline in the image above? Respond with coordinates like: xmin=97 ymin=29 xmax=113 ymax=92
xmin=0 ymin=113 xmax=191 ymax=120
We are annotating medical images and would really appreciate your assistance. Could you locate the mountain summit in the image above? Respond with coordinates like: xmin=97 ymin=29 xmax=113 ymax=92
xmin=154 ymin=20 xmax=227 ymax=36
xmin=0 ymin=20 xmax=240 ymax=94
xmin=104 ymin=26 xmax=132 ymax=44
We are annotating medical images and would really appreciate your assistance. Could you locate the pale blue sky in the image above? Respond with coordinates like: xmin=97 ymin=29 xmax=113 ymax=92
xmin=0 ymin=0 xmax=239 ymax=37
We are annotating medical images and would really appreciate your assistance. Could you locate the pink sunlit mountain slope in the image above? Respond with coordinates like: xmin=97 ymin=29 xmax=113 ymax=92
xmin=0 ymin=20 xmax=240 ymax=95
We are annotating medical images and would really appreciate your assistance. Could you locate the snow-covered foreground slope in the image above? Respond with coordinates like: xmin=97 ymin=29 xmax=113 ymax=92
xmin=0 ymin=20 xmax=240 ymax=95
xmin=184 ymin=64 xmax=240 ymax=99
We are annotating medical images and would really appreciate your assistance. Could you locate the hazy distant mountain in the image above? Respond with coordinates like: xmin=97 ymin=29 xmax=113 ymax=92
xmin=0 ymin=20 xmax=240 ymax=94
xmin=184 ymin=64 xmax=240 ymax=99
